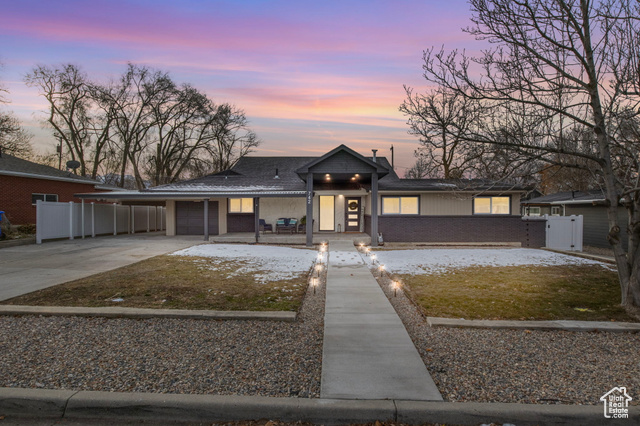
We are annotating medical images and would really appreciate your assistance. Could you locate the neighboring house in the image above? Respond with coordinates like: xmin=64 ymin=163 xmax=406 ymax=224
xmin=76 ymin=145 xmax=545 ymax=247
xmin=0 ymin=150 xmax=121 ymax=225
xmin=521 ymin=189 xmax=628 ymax=249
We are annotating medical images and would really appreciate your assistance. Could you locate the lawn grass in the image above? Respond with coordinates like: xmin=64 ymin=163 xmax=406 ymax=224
xmin=400 ymin=264 xmax=636 ymax=321
xmin=3 ymin=255 xmax=310 ymax=311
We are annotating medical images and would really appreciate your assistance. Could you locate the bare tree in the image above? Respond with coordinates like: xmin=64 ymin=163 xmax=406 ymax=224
xmin=0 ymin=113 xmax=33 ymax=158
xmin=415 ymin=0 xmax=640 ymax=310
xmin=0 ymin=63 xmax=33 ymax=158
xmin=206 ymin=103 xmax=260 ymax=173
xmin=400 ymin=86 xmax=482 ymax=178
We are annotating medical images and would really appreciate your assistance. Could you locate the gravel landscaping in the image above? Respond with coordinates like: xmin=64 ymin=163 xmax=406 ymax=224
xmin=375 ymin=271 xmax=640 ymax=405
xmin=0 ymin=276 xmax=325 ymax=397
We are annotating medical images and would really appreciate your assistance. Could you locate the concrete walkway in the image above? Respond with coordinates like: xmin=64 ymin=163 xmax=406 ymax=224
xmin=0 ymin=233 xmax=203 ymax=301
xmin=321 ymin=240 xmax=442 ymax=401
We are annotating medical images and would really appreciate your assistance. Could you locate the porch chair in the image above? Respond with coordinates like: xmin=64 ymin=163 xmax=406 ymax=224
xmin=259 ymin=219 xmax=273 ymax=233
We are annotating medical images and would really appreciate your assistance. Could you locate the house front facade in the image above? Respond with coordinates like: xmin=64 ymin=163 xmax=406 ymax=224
xmin=77 ymin=145 xmax=545 ymax=247
xmin=0 ymin=151 xmax=121 ymax=225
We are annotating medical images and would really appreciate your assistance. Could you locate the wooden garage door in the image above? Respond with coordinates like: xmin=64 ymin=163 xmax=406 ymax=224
xmin=176 ymin=201 xmax=219 ymax=235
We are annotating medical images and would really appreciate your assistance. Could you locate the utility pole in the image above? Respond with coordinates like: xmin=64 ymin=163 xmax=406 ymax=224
xmin=57 ymin=143 xmax=62 ymax=170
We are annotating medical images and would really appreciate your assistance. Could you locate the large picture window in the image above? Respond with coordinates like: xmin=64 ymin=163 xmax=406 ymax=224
xmin=229 ymin=198 xmax=254 ymax=213
xmin=382 ymin=196 xmax=419 ymax=215
xmin=473 ymin=196 xmax=510 ymax=215
xmin=31 ymin=193 xmax=58 ymax=205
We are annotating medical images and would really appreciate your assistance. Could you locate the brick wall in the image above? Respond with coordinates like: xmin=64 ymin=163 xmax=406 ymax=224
xmin=365 ymin=215 xmax=546 ymax=247
xmin=0 ymin=175 xmax=104 ymax=225
xmin=227 ymin=213 xmax=256 ymax=232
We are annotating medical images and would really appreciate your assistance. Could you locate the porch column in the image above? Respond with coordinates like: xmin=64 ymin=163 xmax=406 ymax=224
xmin=203 ymin=199 xmax=209 ymax=241
xmin=254 ymin=197 xmax=260 ymax=243
xmin=371 ymin=171 xmax=379 ymax=247
xmin=306 ymin=172 xmax=313 ymax=247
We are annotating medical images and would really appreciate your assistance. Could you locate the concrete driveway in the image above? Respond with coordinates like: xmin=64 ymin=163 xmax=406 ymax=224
xmin=0 ymin=233 xmax=204 ymax=301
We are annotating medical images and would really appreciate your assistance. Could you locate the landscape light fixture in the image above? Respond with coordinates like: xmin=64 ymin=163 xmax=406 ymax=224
xmin=312 ymin=276 xmax=318 ymax=294
xmin=379 ymin=264 xmax=385 ymax=277
xmin=393 ymin=281 xmax=400 ymax=297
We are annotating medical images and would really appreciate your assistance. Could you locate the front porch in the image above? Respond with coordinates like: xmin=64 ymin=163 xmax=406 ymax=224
xmin=210 ymin=232 xmax=371 ymax=245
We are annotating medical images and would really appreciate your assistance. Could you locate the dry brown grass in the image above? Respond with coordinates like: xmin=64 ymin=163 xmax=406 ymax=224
xmin=3 ymin=255 xmax=310 ymax=311
xmin=400 ymin=264 xmax=637 ymax=321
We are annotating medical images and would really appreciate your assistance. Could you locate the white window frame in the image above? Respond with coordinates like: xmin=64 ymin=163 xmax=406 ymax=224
xmin=381 ymin=196 xmax=419 ymax=215
xmin=551 ymin=206 xmax=561 ymax=216
xmin=528 ymin=206 xmax=541 ymax=216
xmin=31 ymin=193 xmax=58 ymax=205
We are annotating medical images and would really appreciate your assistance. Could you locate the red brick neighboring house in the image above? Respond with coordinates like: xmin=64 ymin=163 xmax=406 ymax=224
xmin=0 ymin=151 xmax=118 ymax=225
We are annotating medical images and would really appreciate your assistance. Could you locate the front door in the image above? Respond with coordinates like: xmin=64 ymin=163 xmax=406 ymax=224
xmin=345 ymin=197 xmax=361 ymax=232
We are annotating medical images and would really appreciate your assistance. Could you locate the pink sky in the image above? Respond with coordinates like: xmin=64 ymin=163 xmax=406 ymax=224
xmin=0 ymin=0 xmax=479 ymax=175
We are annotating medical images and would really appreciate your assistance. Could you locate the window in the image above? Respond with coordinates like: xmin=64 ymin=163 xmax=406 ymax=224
xmin=473 ymin=196 xmax=510 ymax=215
xmin=551 ymin=206 xmax=561 ymax=216
xmin=31 ymin=193 xmax=58 ymax=205
xmin=229 ymin=198 xmax=254 ymax=213
xmin=382 ymin=196 xmax=419 ymax=215
xmin=528 ymin=206 xmax=541 ymax=216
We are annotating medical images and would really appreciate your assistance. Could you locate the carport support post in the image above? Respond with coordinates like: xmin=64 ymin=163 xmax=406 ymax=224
xmin=91 ymin=202 xmax=95 ymax=238
xmin=68 ymin=201 xmax=74 ymax=240
xmin=306 ymin=172 xmax=313 ymax=247
xmin=115 ymin=204 xmax=119 ymax=235
xmin=371 ymin=171 xmax=378 ymax=247
xmin=81 ymin=199 xmax=85 ymax=239
xmin=254 ymin=197 xmax=260 ymax=243
xmin=203 ymin=199 xmax=209 ymax=241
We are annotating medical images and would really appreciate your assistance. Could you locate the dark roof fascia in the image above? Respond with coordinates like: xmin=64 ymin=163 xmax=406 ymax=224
xmin=295 ymin=144 xmax=389 ymax=177
xmin=0 ymin=170 xmax=101 ymax=186
xmin=522 ymin=190 xmax=605 ymax=205
xmin=75 ymin=191 xmax=308 ymax=200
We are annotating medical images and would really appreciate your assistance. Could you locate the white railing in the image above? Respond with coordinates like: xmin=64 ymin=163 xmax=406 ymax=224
xmin=36 ymin=201 xmax=166 ymax=244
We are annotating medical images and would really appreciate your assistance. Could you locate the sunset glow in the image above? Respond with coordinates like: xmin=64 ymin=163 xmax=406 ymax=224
xmin=1 ymin=0 xmax=478 ymax=173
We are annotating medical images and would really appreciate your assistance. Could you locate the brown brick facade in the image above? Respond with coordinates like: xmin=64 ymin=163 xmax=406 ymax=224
xmin=0 ymin=175 xmax=103 ymax=225
xmin=365 ymin=215 xmax=546 ymax=247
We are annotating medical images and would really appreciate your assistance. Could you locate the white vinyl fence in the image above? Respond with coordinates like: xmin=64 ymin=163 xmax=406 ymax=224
xmin=544 ymin=214 xmax=583 ymax=251
xmin=36 ymin=201 xmax=165 ymax=244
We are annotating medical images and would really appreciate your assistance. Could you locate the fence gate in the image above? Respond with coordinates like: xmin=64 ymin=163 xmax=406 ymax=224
xmin=545 ymin=215 xmax=583 ymax=251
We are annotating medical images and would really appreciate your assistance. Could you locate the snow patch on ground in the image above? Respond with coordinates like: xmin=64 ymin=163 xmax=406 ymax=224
xmin=368 ymin=248 xmax=608 ymax=275
xmin=170 ymin=244 xmax=316 ymax=283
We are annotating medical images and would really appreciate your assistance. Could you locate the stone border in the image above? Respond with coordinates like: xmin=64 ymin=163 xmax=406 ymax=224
xmin=427 ymin=317 xmax=640 ymax=332
xmin=1 ymin=388 xmax=637 ymax=425
xmin=0 ymin=305 xmax=296 ymax=322
xmin=543 ymin=248 xmax=616 ymax=264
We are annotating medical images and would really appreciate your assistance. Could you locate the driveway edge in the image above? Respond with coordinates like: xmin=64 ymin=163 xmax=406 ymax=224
xmin=427 ymin=317 xmax=640 ymax=332
xmin=1 ymin=388 xmax=638 ymax=425
xmin=0 ymin=305 xmax=297 ymax=322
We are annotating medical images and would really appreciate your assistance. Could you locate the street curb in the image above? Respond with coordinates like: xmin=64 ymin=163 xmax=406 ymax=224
xmin=0 ymin=237 xmax=36 ymax=249
xmin=427 ymin=317 xmax=640 ymax=332
xmin=0 ymin=305 xmax=297 ymax=322
xmin=1 ymin=388 xmax=638 ymax=425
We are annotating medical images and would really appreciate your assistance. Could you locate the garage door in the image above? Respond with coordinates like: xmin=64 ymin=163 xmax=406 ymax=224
xmin=176 ymin=201 xmax=219 ymax=235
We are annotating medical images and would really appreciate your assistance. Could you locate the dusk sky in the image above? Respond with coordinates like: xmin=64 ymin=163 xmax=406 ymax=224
xmin=1 ymin=0 xmax=481 ymax=175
